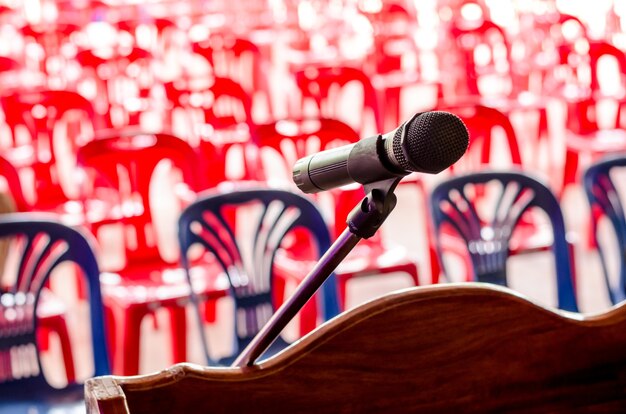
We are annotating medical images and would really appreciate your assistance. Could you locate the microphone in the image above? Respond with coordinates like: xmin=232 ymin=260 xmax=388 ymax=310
xmin=292 ymin=111 xmax=469 ymax=193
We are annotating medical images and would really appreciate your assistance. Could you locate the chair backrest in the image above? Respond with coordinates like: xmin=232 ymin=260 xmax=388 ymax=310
xmin=294 ymin=66 xmax=383 ymax=134
xmin=254 ymin=117 xmax=360 ymax=182
xmin=430 ymin=170 xmax=578 ymax=311
xmin=85 ymin=284 xmax=626 ymax=414
xmin=443 ymin=104 xmax=522 ymax=170
xmin=178 ymin=186 xmax=339 ymax=357
xmin=1 ymin=89 xmax=99 ymax=147
xmin=254 ymin=118 xmax=363 ymax=238
xmin=557 ymin=40 xmax=626 ymax=96
xmin=193 ymin=34 xmax=268 ymax=99
xmin=164 ymin=76 xmax=253 ymax=132
xmin=0 ymin=89 xmax=102 ymax=210
xmin=0 ymin=214 xmax=109 ymax=401
xmin=77 ymin=131 xmax=198 ymax=265
xmin=583 ymin=155 xmax=626 ymax=304
xmin=449 ymin=19 xmax=513 ymax=97
xmin=559 ymin=40 xmax=626 ymax=133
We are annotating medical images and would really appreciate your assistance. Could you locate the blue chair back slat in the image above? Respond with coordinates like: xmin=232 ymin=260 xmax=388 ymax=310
xmin=0 ymin=214 xmax=109 ymax=405
xmin=430 ymin=171 xmax=578 ymax=312
xmin=584 ymin=155 xmax=626 ymax=304
xmin=178 ymin=187 xmax=339 ymax=362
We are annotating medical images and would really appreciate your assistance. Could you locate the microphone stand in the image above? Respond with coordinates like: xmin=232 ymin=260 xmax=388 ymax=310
xmin=232 ymin=177 xmax=402 ymax=367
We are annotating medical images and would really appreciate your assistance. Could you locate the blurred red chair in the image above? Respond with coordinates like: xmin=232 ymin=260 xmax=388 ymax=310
xmin=558 ymin=41 xmax=626 ymax=198
xmin=76 ymin=46 xmax=155 ymax=128
xmin=194 ymin=124 xmax=258 ymax=190
xmin=0 ymin=89 xmax=105 ymax=214
xmin=116 ymin=18 xmax=178 ymax=55
xmin=75 ymin=49 xmax=112 ymax=126
xmin=293 ymin=66 xmax=383 ymax=136
xmin=360 ymin=3 xmax=441 ymax=131
xmin=255 ymin=118 xmax=419 ymax=316
xmin=163 ymin=76 xmax=254 ymax=143
xmin=533 ymin=12 xmax=590 ymax=92
xmin=76 ymin=131 xmax=228 ymax=375
xmin=443 ymin=104 xmax=523 ymax=172
xmin=444 ymin=18 xmax=550 ymax=165
xmin=192 ymin=34 xmax=274 ymax=123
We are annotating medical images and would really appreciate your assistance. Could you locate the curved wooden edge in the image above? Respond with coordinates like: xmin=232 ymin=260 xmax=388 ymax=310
xmin=85 ymin=283 xmax=626 ymax=413
xmin=84 ymin=377 xmax=131 ymax=414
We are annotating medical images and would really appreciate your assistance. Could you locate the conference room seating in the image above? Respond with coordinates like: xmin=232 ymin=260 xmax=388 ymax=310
xmin=2 ymin=1 xmax=625 ymax=405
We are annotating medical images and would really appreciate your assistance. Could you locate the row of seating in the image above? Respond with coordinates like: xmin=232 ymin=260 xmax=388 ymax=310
xmin=0 ymin=110 xmax=424 ymax=369
xmin=1 ymin=1 xmax=625 ymax=412
xmin=0 ymin=4 xmax=623 ymax=213
xmin=4 ymin=151 xmax=626 ymax=410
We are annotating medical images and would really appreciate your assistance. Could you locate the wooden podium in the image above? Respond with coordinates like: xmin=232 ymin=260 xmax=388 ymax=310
xmin=85 ymin=284 xmax=626 ymax=413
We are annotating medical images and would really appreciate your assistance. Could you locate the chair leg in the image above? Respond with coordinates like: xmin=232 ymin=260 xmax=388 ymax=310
xmin=104 ymin=305 xmax=116 ymax=367
xmin=169 ymin=305 xmax=187 ymax=364
xmin=560 ymin=148 xmax=579 ymax=199
xmin=406 ymin=264 xmax=420 ymax=287
xmin=383 ymin=87 xmax=401 ymax=132
xmin=38 ymin=316 xmax=76 ymax=383
xmin=429 ymin=244 xmax=442 ymax=285
xmin=338 ymin=277 xmax=348 ymax=311
xmin=114 ymin=305 xmax=146 ymax=376
xmin=298 ymin=296 xmax=318 ymax=337
xmin=203 ymin=299 xmax=218 ymax=323
xmin=53 ymin=316 xmax=76 ymax=383
xmin=37 ymin=327 xmax=50 ymax=351
xmin=567 ymin=240 xmax=578 ymax=294
xmin=272 ymin=274 xmax=287 ymax=310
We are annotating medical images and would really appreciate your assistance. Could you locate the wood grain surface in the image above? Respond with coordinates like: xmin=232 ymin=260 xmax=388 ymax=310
xmin=85 ymin=283 xmax=626 ymax=413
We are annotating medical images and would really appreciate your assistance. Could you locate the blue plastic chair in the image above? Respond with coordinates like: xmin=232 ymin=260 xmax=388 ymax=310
xmin=0 ymin=214 xmax=109 ymax=411
xmin=430 ymin=171 xmax=579 ymax=312
xmin=178 ymin=186 xmax=340 ymax=365
xmin=583 ymin=155 xmax=626 ymax=304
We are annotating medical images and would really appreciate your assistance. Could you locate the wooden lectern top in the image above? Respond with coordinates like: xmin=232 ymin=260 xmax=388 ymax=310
xmin=85 ymin=283 xmax=626 ymax=413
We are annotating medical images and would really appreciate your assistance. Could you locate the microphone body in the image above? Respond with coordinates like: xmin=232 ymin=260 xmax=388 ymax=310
xmin=292 ymin=111 xmax=469 ymax=194
xmin=293 ymin=135 xmax=401 ymax=193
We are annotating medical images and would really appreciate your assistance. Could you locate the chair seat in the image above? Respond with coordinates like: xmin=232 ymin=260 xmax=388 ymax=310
xmin=100 ymin=260 xmax=230 ymax=307
xmin=99 ymin=259 xmax=229 ymax=375
xmin=371 ymin=71 xmax=421 ymax=89
xmin=566 ymin=129 xmax=626 ymax=153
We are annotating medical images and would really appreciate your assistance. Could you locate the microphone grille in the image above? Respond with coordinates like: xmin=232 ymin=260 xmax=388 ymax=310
xmin=392 ymin=111 xmax=469 ymax=174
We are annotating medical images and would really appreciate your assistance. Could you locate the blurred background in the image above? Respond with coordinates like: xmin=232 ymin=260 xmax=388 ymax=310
xmin=2 ymin=0 xmax=626 ymax=407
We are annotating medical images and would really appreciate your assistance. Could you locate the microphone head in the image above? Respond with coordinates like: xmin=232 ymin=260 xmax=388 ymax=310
xmin=389 ymin=111 xmax=469 ymax=174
